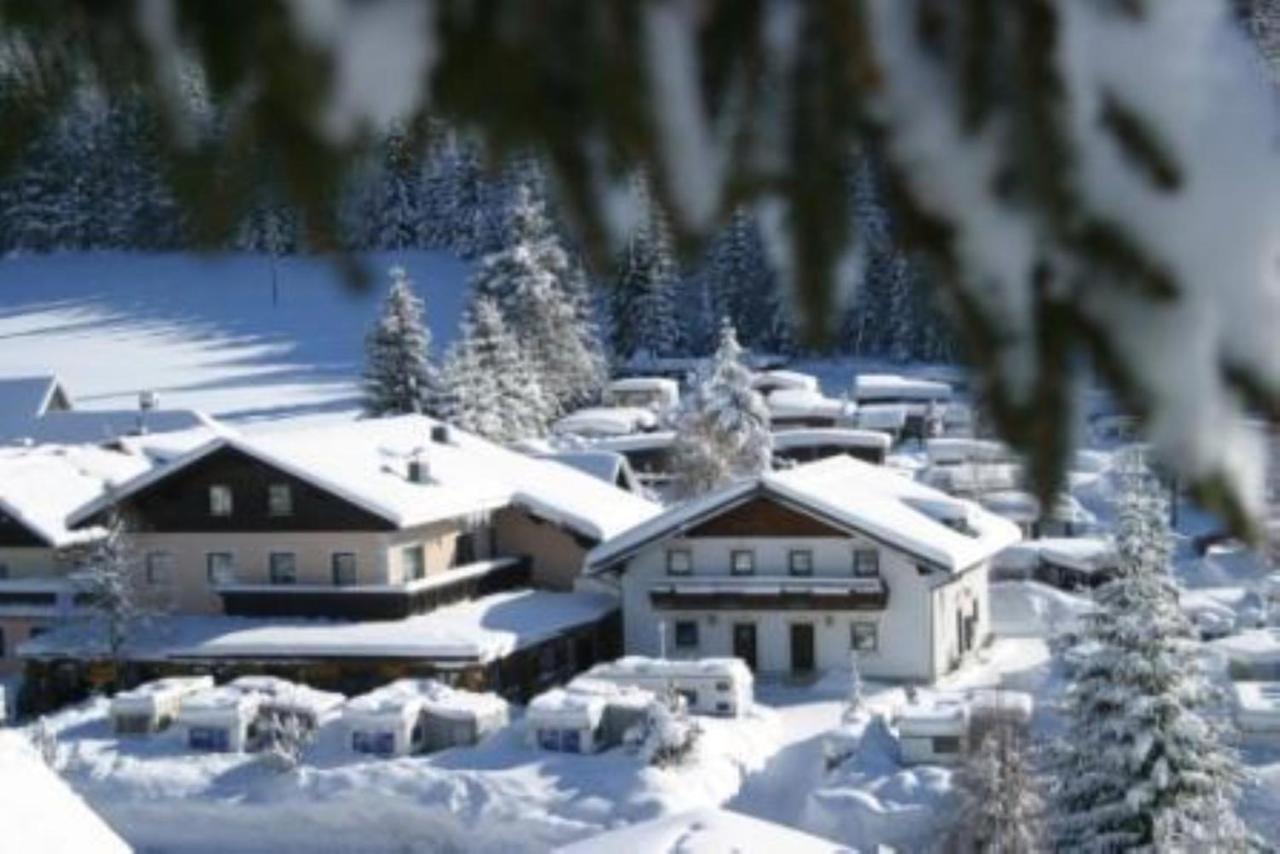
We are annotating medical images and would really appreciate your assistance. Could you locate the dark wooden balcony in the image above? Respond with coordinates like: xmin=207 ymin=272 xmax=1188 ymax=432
xmin=649 ymin=576 xmax=888 ymax=612
xmin=218 ymin=556 xmax=531 ymax=620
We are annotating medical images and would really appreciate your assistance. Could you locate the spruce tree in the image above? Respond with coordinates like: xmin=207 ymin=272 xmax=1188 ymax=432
xmin=1048 ymin=454 xmax=1255 ymax=851
xmin=469 ymin=181 xmax=606 ymax=413
xmin=610 ymin=191 xmax=681 ymax=361
xmin=672 ymin=320 xmax=773 ymax=497
xmin=361 ymin=266 xmax=440 ymax=417
xmin=957 ymin=723 xmax=1044 ymax=853
xmin=702 ymin=208 xmax=778 ymax=351
xmin=441 ymin=297 xmax=551 ymax=442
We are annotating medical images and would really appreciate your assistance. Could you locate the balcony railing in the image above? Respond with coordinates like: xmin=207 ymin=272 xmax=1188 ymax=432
xmin=649 ymin=575 xmax=888 ymax=611
xmin=218 ymin=556 xmax=531 ymax=620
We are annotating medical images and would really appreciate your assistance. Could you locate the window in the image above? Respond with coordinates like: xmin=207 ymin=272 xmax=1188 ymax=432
xmin=267 ymin=483 xmax=293 ymax=517
xmin=402 ymin=545 xmax=426 ymax=581
xmin=0 ymin=627 xmax=5 ymax=657
xmin=674 ymin=620 xmax=699 ymax=650
xmin=538 ymin=728 xmax=561 ymax=751
xmin=853 ymin=549 xmax=880 ymax=578
xmin=561 ymin=729 xmax=583 ymax=753
xmin=666 ymin=548 xmax=692 ymax=576
xmin=189 ymin=726 xmax=230 ymax=752
xmin=788 ymin=549 xmax=814 ymax=576
xmin=145 ymin=551 xmax=174 ymax=585
xmin=932 ymin=735 xmax=963 ymax=754
xmin=206 ymin=552 xmax=234 ymax=585
xmin=730 ymin=549 xmax=755 ymax=576
xmin=269 ymin=552 xmax=297 ymax=584
xmin=851 ymin=621 xmax=879 ymax=652
xmin=677 ymin=688 xmax=698 ymax=709
xmin=0 ymin=562 xmax=8 ymax=579
xmin=28 ymin=626 xmax=47 ymax=639
xmin=352 ymin=730 xmax=396 ymax=756
xmin=209 ymin=484 xmax=233 ymax=517
xmin=454 ymin=532 xmax=477 ymax=566
xmin=332 ymin=553 xmax=358 ymax=586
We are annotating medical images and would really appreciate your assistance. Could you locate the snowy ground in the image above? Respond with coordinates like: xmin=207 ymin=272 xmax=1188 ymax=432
xmin=0 ymin=251 xmax=471 ymax=423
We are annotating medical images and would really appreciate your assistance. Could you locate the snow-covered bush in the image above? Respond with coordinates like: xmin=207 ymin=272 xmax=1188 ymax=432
xmin=633 ymin=691 xmax=702 ymax=769
xmin=842 ymin=650 xmax=867 ymax=725
xmin=258 ymin=713 xmax=313 ymax=774
xmin=28 ymin=717 xmax=59 ymax=769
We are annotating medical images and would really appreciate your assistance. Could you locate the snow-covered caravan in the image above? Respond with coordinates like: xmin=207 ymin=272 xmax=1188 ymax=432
xmin=964 ymin=688 xmax=1034 ymax=743
xmin=552 ymin=406 xmax=658 ymax=438
xmin=526 ymin=678 xmax=653 ymax=754
xmin=895 ymin=695 xmax=969 ymax=765
xmin=1232 ymin=681 xmax=1280 ymax=735
xmin=853 ymin=403 xmax=908 ymax=437
xmin=590 ymin=431 xmax=678 ymax=488
xmin=853 ymin=373 xmax=951 ymax=405
xmin=232 ymin=676 xmax=344 ymax=730
xmin=583 ymin=656 xmax=753 ymax=717
xmin=176 ymin=684 xmax=265 ymax=752
xmin=343 ymin=679 xmax=509 ymax=757
xmin=604 ymin=377 xmax=680 ymax=413
xmin=109 ymin=675 xmax=213 ymax=735
xmin=1213 ymin=628 xmax=1280 ymax=681
xmin=771 ymin=428 xmax=892 ymax=466
xmin=764 ymin=388 xmax=855 ymax=431
xmin=751 ymin=370 xmax=820 ymax=396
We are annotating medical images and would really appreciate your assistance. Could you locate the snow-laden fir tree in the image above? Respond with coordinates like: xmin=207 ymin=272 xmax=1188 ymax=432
xmin=1048 ymin=453 xmax=1255 ymax=851
xmin=75 ymin=504 xmax=142 ymax=677
xmin=957 ymin=722 xmax=1043 ymax=854
xmin=469 ymin=181 xmax=606 ymax=414
xmin=367 ymin=129 xmax=425 ymax=251
xmin=843 ymin=650 xmax=866 ymax=724
xmin=362 ymin=266 xmax=441 ymax=417
xmin=671 ymin=320 xmax=773 ymax=497
xmin=440 ymin=296 xmax=551 ymax=443
xmin=610 ymin=186 xmax=681 ymax=361
xmin=701 ymin=207 xmax=780 ymax=352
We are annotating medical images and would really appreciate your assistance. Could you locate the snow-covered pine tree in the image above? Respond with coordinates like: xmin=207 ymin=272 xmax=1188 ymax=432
xmin=469 ymin=181 xmax=606 ymax=413
xmin=367 ymin=129 xmax=425 ymax=251
xmin=361 ymin=266 xmax=441 ymax=417
xmin=957 ymin=722 xmax=1044 ymax=853
xmin=441 ymin=297 xmax=550 ymax=442
xmin=76 ymin=504 xmax=142 ymax=677
xmin=701 ymin=207 xmax=780 ymax=351
xmin=1048 ymin=453 xmax=1255 ymax=851
xmin=610 ymin=186 xmax=681 ymax=361
xmin=671 ymin=320 xmax=773 ymax=497
xmin=843 ymin=650 xmax=866 ymax=724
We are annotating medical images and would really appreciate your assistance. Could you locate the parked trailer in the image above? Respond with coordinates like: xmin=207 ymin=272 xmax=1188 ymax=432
xmin=583 ymin=656 xmax=753 ymax=718
xmin=176 ymin=685 xmax=265 ymax=753
xmin=110 ymin=675 xmax=214 ymax=735
xmin=526 ymin=678 xmax=653 ymax=754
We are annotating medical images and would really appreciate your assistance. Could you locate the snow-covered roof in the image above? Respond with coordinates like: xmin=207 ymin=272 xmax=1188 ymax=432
xmin=536 ymin=451 xmax=635 ymax=489
xmin=771 ymin=428 xmax=892 ymax=452
xmin=68 ymin=415 xmax=659 ymax=543
xmin=853 ymin=373 xmax=951 ymax=402
xmin=229 ymin=676 xmax=344 ymax=717
xmin=0 ymin=444 xmax=151 ymax=547
xmin=1232 ymin=681 xmax=1280 ymax=722
xmin=554 ymin=807 xmax=847 ymax=853
xmin=1211 ymin=628 xmax=1280 ymax=664
xmin=344 ymin=678 xmax=508 ymax=722
xmin=110 ymin=676 xmax=214 ymax=714
xmin=606 ymin=376 xmax=680 ymax=395
xmin=0 ymin=732 xmax=131 ymax=854
xmin=552 ymin=406 xmax=658 ymax=437
xmin=765 ymin=388 xmax=853 ymax=419
xmin=0 ymin=375 xmax=69 ymax=417
xmin=751 ymin=369 xmax=820 ymax=393
xmin=896 ymin=694 xmax=969 ymax=736
xmin=587 ymin=430 xmax=676 ymax=453
xmin=528 ymin=677 xmax=652 ymax=727
xmin=0 ymin=408 xmax=216 ymax=448
xmin=589 ymin=456 xmax=1021 ymax=574
xmin=178 ymin=685 xmax=262 ymax=718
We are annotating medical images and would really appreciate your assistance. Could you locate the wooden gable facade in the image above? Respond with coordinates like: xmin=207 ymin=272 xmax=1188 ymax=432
xmin=107 ymin=446 xmax=396 ymax=533
xmin=684 ymin=495 xmax=850 ymax=539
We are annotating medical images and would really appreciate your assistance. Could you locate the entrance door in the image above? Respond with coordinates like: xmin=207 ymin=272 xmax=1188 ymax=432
xmin=732 ymin=623 xmax=758 ymax=671
xmin=790 ymin=623 xmax=815 ymax=674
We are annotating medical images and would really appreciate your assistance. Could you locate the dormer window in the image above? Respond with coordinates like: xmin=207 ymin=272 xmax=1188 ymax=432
xmin=666 ymin=549 xmax=692 ymax=576
xmin=267 ymin=483 xmax=293 ymax=517
xmin=853 ymin=549 xmax=880 ymax=578
xmin=209 ymin=485 xmax=233 ymax=517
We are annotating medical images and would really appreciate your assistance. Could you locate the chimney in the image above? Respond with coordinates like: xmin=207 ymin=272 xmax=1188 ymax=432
xmin=139 ymin=390 xmax=159 ymax=411
xmin=407 ymin=455 xmax=430 ymax=483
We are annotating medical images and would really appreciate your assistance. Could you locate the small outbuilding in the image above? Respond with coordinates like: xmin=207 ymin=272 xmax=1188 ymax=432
xmin=109 ymin=675 xmax=214 ymax=735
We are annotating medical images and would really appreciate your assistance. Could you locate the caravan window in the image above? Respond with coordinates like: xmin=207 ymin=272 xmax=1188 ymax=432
xmin=538 ymin=729 xmax=561 ymax=751
xmin=561 ymin=729 xmax=582 ymax=753
xmin=932 ymin=736 xmax=962 ymax=754
xmin=352 ymin=730 xmax=395 ymax=756
xmin=189 ymin=726 xmax=230 ymax=752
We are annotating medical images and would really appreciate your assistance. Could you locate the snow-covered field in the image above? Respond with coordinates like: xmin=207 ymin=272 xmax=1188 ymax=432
xmin=0 ymin=251 xmax=471 ymax=422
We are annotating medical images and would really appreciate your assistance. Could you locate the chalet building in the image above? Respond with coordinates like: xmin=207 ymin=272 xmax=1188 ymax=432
xmin=0 ymin=444 xmax=149 ymax=676
xmin=586 ymin=456 xmax=1020 ymax=683
xmin=68 ymin=416 xmax=659 ymax=621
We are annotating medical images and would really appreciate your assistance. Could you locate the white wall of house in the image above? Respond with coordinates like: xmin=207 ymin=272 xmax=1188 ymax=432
xmin=617 ymin=532 xmax=990 ymax=683
xmin=493 ymin=508 xmax=590 ymax=592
